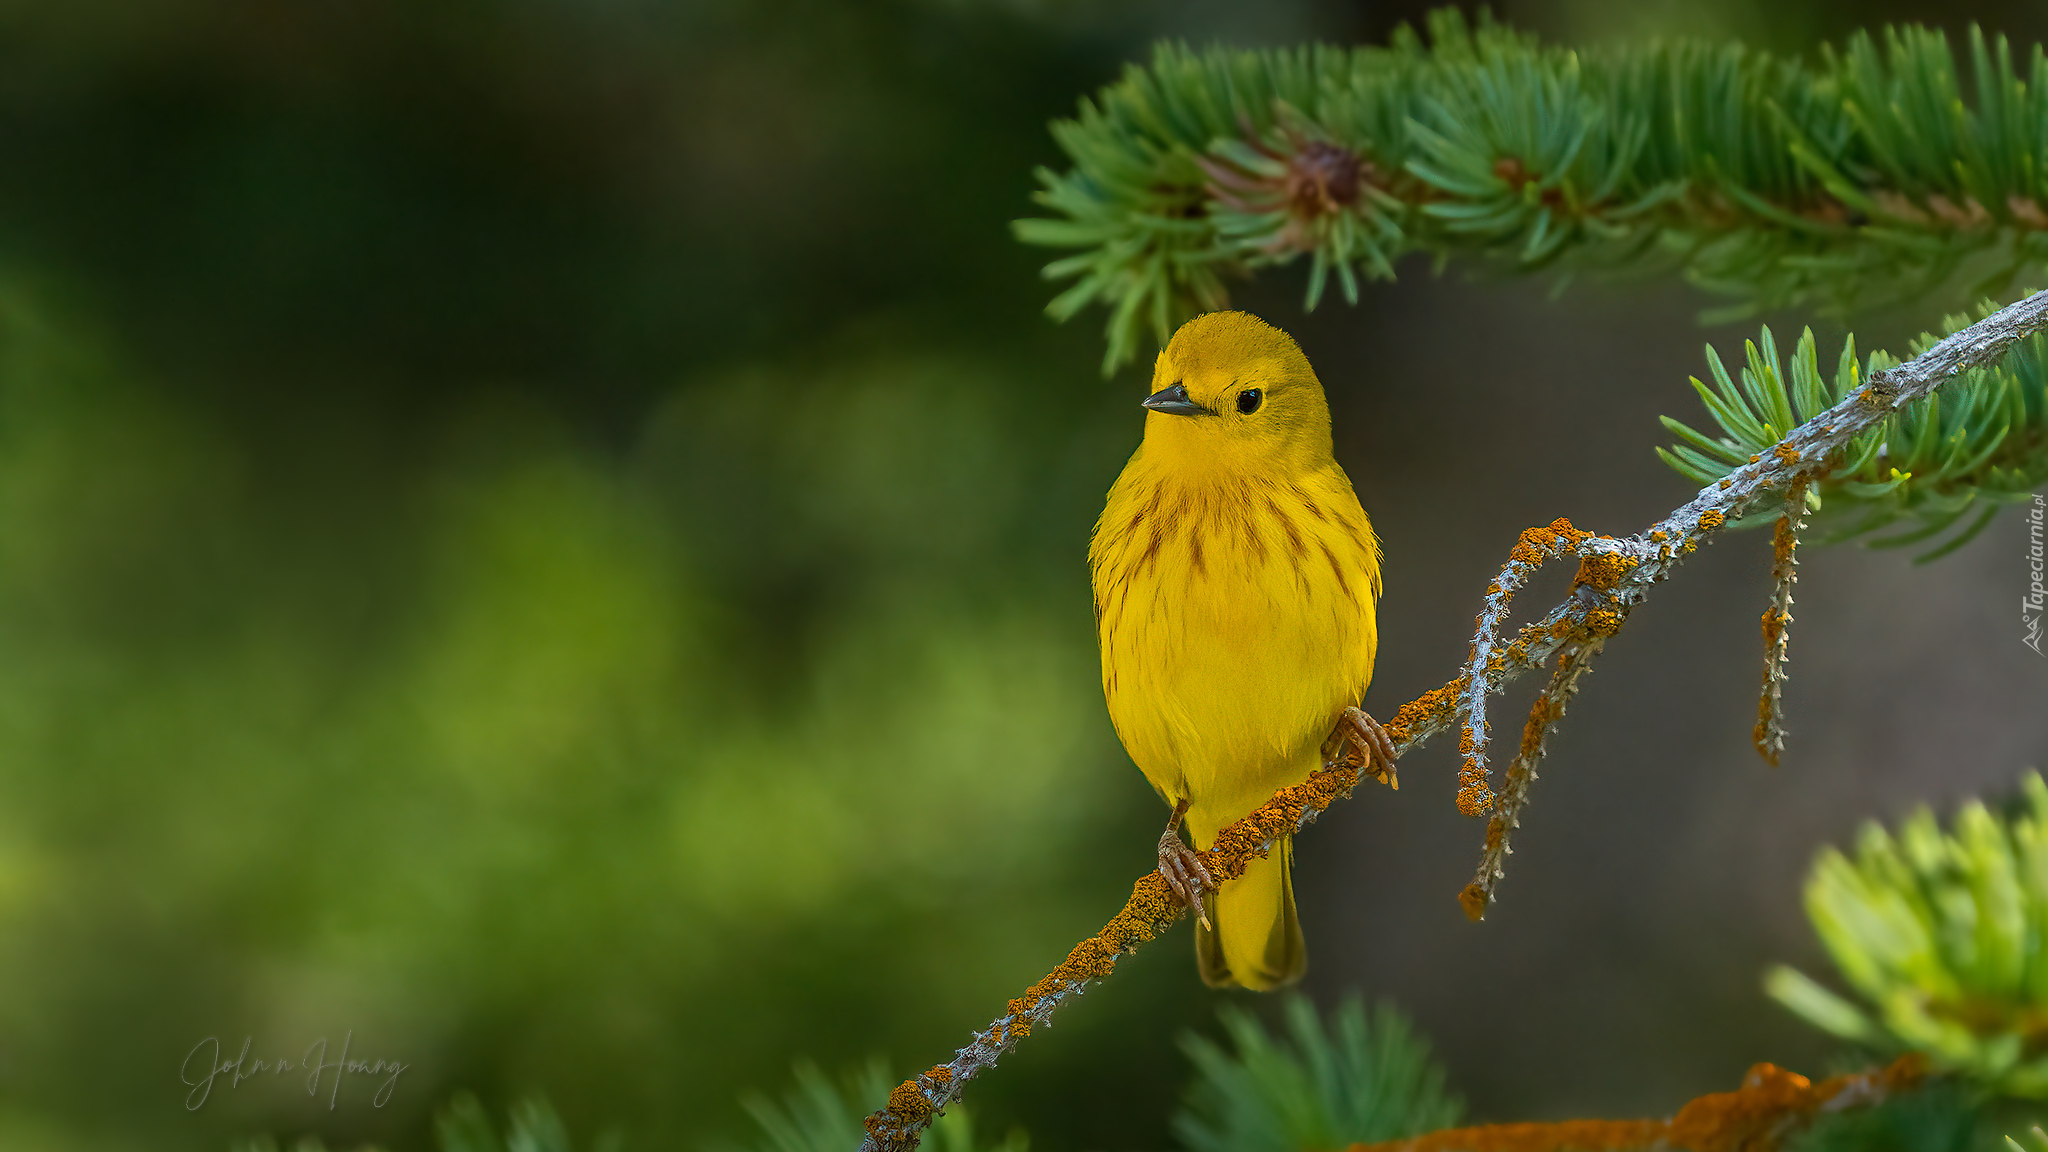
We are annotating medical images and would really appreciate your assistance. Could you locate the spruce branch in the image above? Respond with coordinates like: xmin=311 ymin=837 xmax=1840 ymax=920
xmin=1016 ymin=10 xmax=2048 ymax=372
xmin=859 ymin=290 xmax=2048 ymax=1152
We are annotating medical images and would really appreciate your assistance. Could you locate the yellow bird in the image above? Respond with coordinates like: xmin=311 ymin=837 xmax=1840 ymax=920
xmin=1089 ymin=310 xmax=1394 ymax=991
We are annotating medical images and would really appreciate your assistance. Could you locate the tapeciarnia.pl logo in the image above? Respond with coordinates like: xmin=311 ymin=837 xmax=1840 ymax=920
xmin=2027 ymin=493 xmax=2045 ymax=656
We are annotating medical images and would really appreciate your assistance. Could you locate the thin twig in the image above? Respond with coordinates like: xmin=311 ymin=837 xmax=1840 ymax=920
xmin=1459 ymin=636 xmax=1605 ymax=922
xmin=1453 ymin=520 xmax=1593 ymax=817
xmin=1755 ymin=481 xmax=1808 ymax=765
xmin=857 ymin=288 xmax=2048 ymax=1152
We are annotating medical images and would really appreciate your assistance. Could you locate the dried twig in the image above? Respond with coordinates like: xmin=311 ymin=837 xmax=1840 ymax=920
xmin=1755 ymin=481 xmax=1809 ymax=765
xmin=1458 ymin=636 xmax=1604 ymax=921
xmin=857 ymin=289 xmax=2048 ymax=1152
xmin=1453 ymin=520 xmax=1594 ymax=817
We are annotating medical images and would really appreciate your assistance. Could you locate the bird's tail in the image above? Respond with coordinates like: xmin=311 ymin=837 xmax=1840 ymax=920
xmin=1194 ymin=835 xmax=1304 ymax=991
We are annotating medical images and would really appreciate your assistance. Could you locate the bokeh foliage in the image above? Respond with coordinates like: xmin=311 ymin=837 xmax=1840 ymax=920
xmin=0 ymin=3 xmax=1213 ymax=1149
xmin=1768 ymin=774 xmax=2048 ymax=1097
xmin=0 ymin=284 xmax=1173 ymax=1151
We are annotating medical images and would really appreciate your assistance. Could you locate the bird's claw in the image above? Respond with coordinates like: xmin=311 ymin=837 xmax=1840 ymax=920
xmin=1332 ymin=706 xmax=1399 ymax=790
xmin=1157 ymin=828 xmax=1213 ymax=930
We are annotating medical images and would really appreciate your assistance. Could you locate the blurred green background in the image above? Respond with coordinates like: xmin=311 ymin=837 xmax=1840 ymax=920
xmin=0 ymin=2 xmax=2044 ymax=1151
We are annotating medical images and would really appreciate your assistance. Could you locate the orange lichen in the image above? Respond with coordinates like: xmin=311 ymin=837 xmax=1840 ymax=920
xmin=1773 ymin=444 xmax=1802 ymax=465
xmin=1573 ymin=550 xmax=1638 ymax=590
xmin=885 ymin=1081 xmax=934 ymax=1125
xmin=1747 ymin=454 xmax=1761 ymax=464
xmin=1649 ymin=530 xmax=1666 ymax=542
xmin=1349 ymin=1056 xmax=1925 ymax=1152
xmin=1457 ymin=758 xmax=1494 ymax=815
xmin=1366 ymin=1117 xmax=1665 ymax=1152
xmin=1457 ymin=882 xmax=1489 ymax=921
xmin=1584 ymin=609 xmax=1623 ymax=637
xmin=1525 ymin=698 xmax=1563 ymax=749
xmin=1698 ymin=510 xmax=1726 ymax=531
xmin=1508 ymin=518 xmax=1592 ymax=566
xmin=1387 ymin=675 xmax=1467 ymax=746
xmin=1718 ymin=478 xmax=1734 ymax=489
xmin=1760 ymin=607 xmax=1785 ymax=646
xmin=1457 ymin=707 xmax=1495 ymax=817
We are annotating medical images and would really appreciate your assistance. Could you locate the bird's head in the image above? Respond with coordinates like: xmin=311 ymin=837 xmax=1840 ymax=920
xmin=1138 ymin=311 xmax=1334 ymax=474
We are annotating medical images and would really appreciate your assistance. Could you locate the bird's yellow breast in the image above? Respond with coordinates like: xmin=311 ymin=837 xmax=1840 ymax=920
xmin=1090 ymin=456 xmax=1380 ymax=847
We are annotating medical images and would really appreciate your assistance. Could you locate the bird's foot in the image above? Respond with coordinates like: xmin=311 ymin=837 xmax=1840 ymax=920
xmin=1157 ymin=826 xmax=1213 ymax=930
xmin=1332 ymin=706 xmax=1399 ymax=790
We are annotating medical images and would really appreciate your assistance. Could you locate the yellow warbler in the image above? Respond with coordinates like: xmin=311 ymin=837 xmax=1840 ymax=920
xmin=1089 ymin=310 xmax=1393 ymax=991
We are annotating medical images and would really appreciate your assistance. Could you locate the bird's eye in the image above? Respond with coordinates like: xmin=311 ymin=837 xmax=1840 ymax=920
xmin=1236 ymin=389 xmax=1263 ymax=415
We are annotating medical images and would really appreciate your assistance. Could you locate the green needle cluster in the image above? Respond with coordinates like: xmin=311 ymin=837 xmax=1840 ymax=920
xmin=1768 ymin=774 xmax=2048 ymax=1097
xmin=1659 ymin=306 xmax=2048 ymax=557
xmin=1018 ymin=10 xmax=2048 ymax=372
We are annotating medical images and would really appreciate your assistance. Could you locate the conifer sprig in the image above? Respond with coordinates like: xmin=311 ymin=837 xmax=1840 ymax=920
xmin=1659 ymin=305 xmax=2048 ymax=558
xmin=1766 ymin=773 xmax=2048 ymax=1097
xmin=1175 ymin=997 xmax=1461 ymax=1152
xmin=1016 ymin=11 xmax=2048 ymax=372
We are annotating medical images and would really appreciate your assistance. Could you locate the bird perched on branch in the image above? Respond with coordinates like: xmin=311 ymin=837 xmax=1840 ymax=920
xmin=1090 ymin=310 xmax=1395 ymax=990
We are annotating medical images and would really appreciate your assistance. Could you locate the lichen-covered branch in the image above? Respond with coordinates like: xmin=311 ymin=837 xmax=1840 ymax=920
xmin=1452 ymin=520 xmax=1594 ymax=817
xmin=857 ymin=290 xmax=2048 ymax=1152
xmin=1352 ymin=1056 xmax=1925 ymax=1152
xmin=1754 ymin=482 xmax=1809 ymax=765
xmin=1459 ymin=637 xmax=1604 ymax=922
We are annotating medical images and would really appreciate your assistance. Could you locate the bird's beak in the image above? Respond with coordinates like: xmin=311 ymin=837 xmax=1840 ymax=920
xmin=1141 ymin=383 xmax=1212 ymax=417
